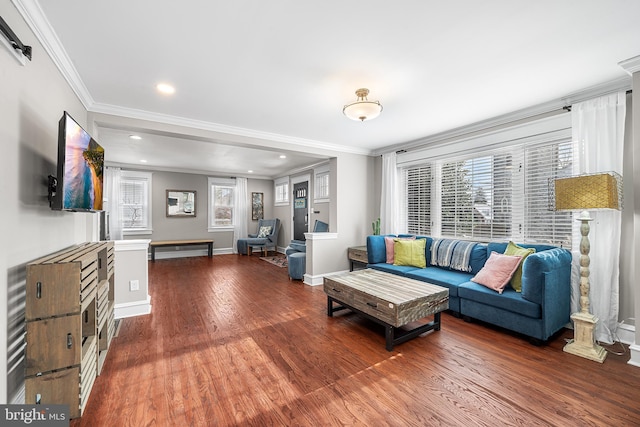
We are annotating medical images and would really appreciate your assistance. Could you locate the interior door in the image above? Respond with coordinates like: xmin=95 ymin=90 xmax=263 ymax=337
xmin=293 ymin=181 xmax=308 ymax=241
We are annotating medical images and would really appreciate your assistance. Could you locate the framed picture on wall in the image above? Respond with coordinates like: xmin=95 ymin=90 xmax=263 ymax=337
xmin=166 ymin=190 xmax=196 ymax=217
xmin=252 ymin=192 xmax=264 ymax=220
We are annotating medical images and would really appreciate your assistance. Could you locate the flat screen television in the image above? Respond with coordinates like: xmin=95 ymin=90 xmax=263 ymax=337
xmin=50 ymin=111 xmax=104 ymax=212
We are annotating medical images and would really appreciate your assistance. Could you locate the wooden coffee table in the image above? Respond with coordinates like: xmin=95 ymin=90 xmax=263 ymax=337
xmin=324 ymin=269 xmax=449 ymax=351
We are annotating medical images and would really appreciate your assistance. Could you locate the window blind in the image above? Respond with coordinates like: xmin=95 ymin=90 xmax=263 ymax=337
xmin=440 ymin=150 xmax=517 ymax=240
xmin=402 ymin=137 xmax=573 ymax=246
xmin=523 ymin=140 xmax=573 ymax=246
xmin=120 ymin=177 xmax=148 ymax=229
xmin=403 ymin=165 xmax=432 ymax=235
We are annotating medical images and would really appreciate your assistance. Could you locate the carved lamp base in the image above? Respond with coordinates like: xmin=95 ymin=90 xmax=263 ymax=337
xmin=563 ymin=311 xmax=607 ymax=363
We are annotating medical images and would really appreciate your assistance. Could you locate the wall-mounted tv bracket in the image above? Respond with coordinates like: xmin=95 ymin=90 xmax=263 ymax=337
xmin=47 ymin=175 xmax=57 ymax=206
xmin=0 ymin=15 xmax=32 ymax=61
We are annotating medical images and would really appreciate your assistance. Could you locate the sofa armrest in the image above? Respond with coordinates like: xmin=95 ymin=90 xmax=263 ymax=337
xmin=521 ymin=248 xmax=572 ymax=339
xmin=248 ymin=233 xmax=258 ymax=238
xmin=521 ymin=248 xmax=571 ymax=304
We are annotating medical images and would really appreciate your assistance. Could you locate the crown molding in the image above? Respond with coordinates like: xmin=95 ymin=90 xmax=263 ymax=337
xmin=90 ymin=102 xmax=372 ymax=157
xmin=13 ymin=0 xmax=94 ymax=109
xmin=619 ymin=55 xmax=640 ymax=75
xmin=105 ymin=161 xmax=273 ymax=181
xmin=14 ymin=0 xmax=373 ymax=158
xmin=374 ymin=76 xmax=631 ymax=156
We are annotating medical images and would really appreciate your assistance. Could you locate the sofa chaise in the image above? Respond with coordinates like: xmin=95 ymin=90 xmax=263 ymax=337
xmin=366 ymin=235 xmax=572 ymax=342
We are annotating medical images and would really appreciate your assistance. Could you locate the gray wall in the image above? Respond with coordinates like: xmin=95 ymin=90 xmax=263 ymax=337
xmin=273 ymin=164 xmax=335 ymax=251
xmin=124 ymin=170 xmax=274 ymax=255
xmin=1 ymin=2 xmax=95 ymax=403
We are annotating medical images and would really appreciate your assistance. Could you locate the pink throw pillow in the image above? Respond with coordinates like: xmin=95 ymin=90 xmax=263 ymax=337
xmin=384 ymin=236 xmax=415 ymax=264
xmin=470 ymin=251 xmax=522 ymax=294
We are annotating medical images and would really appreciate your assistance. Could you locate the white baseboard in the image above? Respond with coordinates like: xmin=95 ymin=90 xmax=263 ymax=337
xmin=303 ymin=273 xmax=323 ymax=286
xmin=148 ymin=248 xmax=233 ymax=260
xmin=115 ymin=295 xmax=152 ymax=319
xmin=629 ymin=344 xmax=640 ymax=368
xmin=303 ymin=269 xmax=349 ymax=286
xmin=616 ymin=322 xmax=636 ymax=345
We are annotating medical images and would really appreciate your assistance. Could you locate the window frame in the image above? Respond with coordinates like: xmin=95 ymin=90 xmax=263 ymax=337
xmin=120 ymin=170 xmax=153 ymax=236
xmin=399 ymin=125 xmax=574 ymax=246
xmin=274 ymin=176 xmax=289 ymax=206
xmin=208 ymin=177 xmax=236 ymax=232
xmin=313 ymin=164 xmax=330 ymax=203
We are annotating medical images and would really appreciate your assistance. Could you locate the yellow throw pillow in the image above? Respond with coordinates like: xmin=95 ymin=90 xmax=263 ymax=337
xmin=503 ymin=241 xmax=535 ymax=292
xmin=393 ymin=238 xmax=427 ymax=268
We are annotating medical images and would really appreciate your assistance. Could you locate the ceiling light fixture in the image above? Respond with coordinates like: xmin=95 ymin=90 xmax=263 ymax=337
xmin=343 ymin=88 xmax=382 ymax=122
xmin=129 ymin=135 xmax=142 ymax=140
xmin=156 ymin=83 xmax=175 ymax=95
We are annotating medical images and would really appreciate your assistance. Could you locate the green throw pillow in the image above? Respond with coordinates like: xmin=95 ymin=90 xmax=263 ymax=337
xmin=503 ymin=241 xmax=535 ymax=292
xmin=393 ymin=238 xmax=427 ymax=268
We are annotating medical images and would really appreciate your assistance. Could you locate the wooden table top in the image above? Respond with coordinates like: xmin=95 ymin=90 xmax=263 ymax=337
xmin=324 ymin=269 xmax=447 ymax=304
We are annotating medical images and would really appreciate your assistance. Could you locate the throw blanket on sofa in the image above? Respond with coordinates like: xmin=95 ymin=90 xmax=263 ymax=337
xmin=431 ymin=239 xmax=476 ymax=272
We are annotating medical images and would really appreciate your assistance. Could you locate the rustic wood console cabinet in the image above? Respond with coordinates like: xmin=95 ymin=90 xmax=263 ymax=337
xmin=25 ymin=241 xmax=115 ymax=419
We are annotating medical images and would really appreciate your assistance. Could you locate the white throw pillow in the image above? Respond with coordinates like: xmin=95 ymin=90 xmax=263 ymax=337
xmin=257 ymin=226 xmax=272 ymax=238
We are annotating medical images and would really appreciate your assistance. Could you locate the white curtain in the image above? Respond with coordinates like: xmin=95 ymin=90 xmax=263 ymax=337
xmin=380 ymin=152 xmax=400 ymax=234
xmin=571 ymin=92 xmax=626 ymax=344
xmin=104 ymin=167 xmax=123 ymax=240
xmin=233 ymin=177 xmax=248 ymax=254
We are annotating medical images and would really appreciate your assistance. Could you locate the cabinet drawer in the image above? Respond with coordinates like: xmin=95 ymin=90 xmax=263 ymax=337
xmin=26 ymin=367 xmax=82 ymax=419
xmin=324 ymin=279 xmax=354 ymax=304
xmin=348 ymin=247 xmax=368 ymax=263
xmin=352 ymin=292 xmax=396 ymax=325
xmin=26 ymin=315 xmax=82 ymax=376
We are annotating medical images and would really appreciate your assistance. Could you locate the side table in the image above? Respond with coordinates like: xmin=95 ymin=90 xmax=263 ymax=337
xmin=347 ymin=246 xmax=368 ymax=271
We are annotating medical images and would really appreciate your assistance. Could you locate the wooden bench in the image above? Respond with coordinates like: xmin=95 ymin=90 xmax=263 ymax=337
xmin=149 ymin=239 xmax=214 ymax=261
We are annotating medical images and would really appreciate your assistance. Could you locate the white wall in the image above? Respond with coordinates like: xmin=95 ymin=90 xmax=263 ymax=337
xmin=1 ymin=3 xmax=94 ymax=403
xmin=306 ymin=154 xmax=376 ymax=282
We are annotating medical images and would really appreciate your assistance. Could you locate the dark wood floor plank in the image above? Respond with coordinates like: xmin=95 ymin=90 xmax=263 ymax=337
xmin=72 ymin=255 xmax=640 ymax=426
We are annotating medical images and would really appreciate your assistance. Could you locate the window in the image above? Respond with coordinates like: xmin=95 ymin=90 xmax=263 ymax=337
xmin=523 ymin=141 xmax=574 ymax=246
xmin=120 ymin=171 xmax=152 ymax=234
xmin=402 ymin=165 xmax=432 ymax=235
xmin=274 ymin=176 xmax=289 ymax=206
xmin=208 ymin=177 xmax=235 ymax=229
xmin=440 ymin=152 xmax=514 ymax=240
xmin=314 ymin=164 xmax=330 ymax=203
xmin=402 ymin=138 xmax=573 ymax=246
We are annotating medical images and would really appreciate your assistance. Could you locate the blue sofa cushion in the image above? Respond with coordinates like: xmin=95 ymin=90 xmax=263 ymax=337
xmin=367 ymin=263 xmax=420 ymax=277
xmin=367 ymin=235 xmax=395 ymax=264
xmin=458 ymin=282 xmax=541 ymax=319
xmin=405 ymin=268 xmax=473 ymax=298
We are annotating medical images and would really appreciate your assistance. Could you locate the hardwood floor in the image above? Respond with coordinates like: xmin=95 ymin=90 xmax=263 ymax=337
xmin=73 ymin=255 xmax=640 ymax=426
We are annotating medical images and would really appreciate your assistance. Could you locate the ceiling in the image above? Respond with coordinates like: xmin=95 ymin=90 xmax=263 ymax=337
xmin=20 ymin=1 xmax=640 ymax=178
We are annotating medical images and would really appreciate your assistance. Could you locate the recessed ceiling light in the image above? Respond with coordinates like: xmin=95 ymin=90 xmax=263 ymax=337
xmin=129 ymin=135 xmax=142 ymax=140
xmin=248 ymin=170 xmax=253 ymax=173
xmin=279 ymin=155 xmax=287 ymax=159
xmin=140 ymin=159 xmax=148 ymax=163
xmin=156 ymin=83 xmax=175 ymax=95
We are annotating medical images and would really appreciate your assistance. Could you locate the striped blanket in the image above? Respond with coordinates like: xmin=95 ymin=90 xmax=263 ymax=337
xmin=431 ymin=239 xmax=477 ymax=272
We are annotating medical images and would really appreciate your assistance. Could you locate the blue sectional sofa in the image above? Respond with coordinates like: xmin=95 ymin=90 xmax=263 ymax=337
xmin=366 ymin=235 xmax=572 ymax=342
